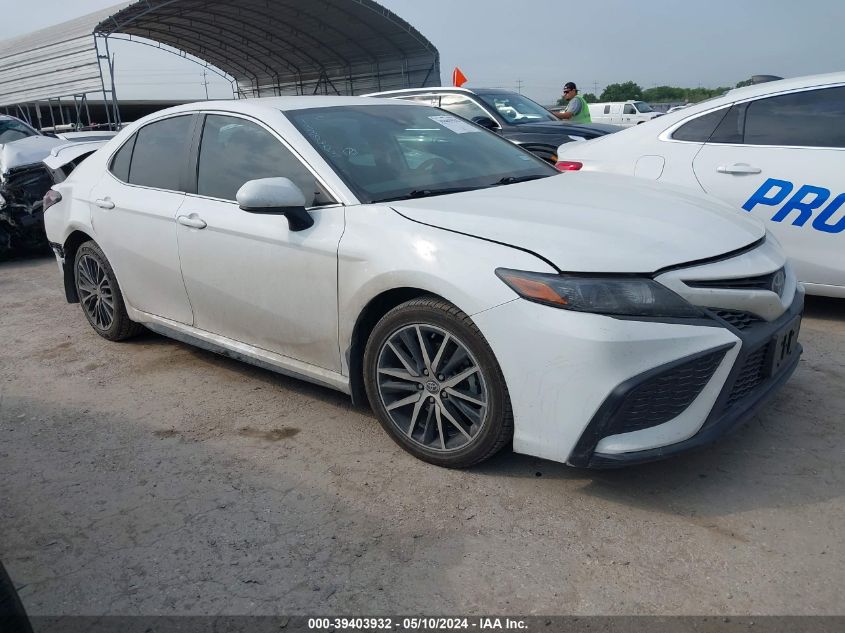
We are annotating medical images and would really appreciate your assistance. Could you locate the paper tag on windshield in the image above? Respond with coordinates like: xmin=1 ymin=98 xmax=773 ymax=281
xmin=429 ymin=115 xmax=480 ymax=134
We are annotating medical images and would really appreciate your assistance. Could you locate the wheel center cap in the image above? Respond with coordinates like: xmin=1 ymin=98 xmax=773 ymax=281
xmin=425 ymin=380 xmax=440 ymax=394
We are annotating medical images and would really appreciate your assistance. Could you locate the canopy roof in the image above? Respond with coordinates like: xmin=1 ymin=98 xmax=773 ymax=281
xmin=0 ymin=0 xmax=440 ymax=107
xmin=0 ymin=4 xmax=131 ymax=107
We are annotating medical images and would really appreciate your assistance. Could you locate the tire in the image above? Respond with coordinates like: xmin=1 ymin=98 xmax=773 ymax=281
xmin=74 ymin=240 xmax=143 ymax=341
xmin=363 ymin=297 xmax=513 ymax=468
xmin=0 ymin=561 xmax=34 ymax=633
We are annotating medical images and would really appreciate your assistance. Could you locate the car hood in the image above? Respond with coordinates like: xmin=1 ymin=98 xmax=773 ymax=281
xmin=0 ymin=136 xmax=66 ymax=175
xmin=388 ymin=172 xmax=765 ymax=273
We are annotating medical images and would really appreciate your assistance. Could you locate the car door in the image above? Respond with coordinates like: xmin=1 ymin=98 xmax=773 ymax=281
xmin=621 ymin=103 xmax=637 ymax=126
xmin=88 ymin=114 xmax=195 ymax=324
xmin=692 ymin=86 xmax=845 ymax=288
xmin=609 ymin=104 xmax=622 ymax=125
xmin=174 ymin=113 xmax=345 ymax=371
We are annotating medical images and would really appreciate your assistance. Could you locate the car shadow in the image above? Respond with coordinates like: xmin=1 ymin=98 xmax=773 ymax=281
xmin=128 ymin=328 xmax=352 ymax=409
xmin=126 ymin=304 xmax=844 ymax=521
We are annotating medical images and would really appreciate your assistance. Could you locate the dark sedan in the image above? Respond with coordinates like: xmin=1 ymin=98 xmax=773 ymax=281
xmin=366 ymin=87 xmax=622 ymax=163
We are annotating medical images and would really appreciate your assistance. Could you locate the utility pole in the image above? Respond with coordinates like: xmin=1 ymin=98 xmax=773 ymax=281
xmin=592 ymin=81 xmax=599 ymax=96
xmin=202 ymin=69 xmax=210 ymax=100
xmin=516 ymin=79 xmax=524 ymax=94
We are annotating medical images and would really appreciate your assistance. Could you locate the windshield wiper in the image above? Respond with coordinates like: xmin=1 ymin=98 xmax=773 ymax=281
xmin=375 ymin=186 xmax=479 ymax=202
xmin=494 ymin=174 xmax=548 ymax=186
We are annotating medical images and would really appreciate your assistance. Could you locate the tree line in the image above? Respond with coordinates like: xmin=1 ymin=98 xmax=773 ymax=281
xmin=557 ymin=78 xmax=757 ymax=105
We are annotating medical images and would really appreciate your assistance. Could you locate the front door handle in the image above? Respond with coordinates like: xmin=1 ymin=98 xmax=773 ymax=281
xmin=717 ymin=163 xmax=762 ymax=175
xmin=95 ymin=198 xmax=115 ymax=209
xmin=177 ymin=215 xmax=207 ymax=229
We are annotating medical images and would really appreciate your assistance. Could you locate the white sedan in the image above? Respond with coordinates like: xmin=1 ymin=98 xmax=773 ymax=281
xmin=44 ymin=97 xmax=803 ymax=468
xmin=556 ymin=72 xmax=845 ymax=298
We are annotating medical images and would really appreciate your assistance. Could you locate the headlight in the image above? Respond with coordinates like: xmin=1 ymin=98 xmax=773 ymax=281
xmin=496 ymin=268 xmax=703 ymax=318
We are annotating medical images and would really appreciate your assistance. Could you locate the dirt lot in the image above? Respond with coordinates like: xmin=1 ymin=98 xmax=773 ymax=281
xmin=1 ymin=256 xmax=843 ymax=616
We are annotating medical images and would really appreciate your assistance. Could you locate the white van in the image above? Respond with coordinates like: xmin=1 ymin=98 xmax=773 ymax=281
xmin=588 ymin=101 xmax=663 ymax=127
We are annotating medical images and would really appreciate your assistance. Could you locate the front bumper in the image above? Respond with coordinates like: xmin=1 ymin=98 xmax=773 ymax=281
xmin=472 ymin=288 xmax=804 ymax=468
xmin=578 ymin=290 xmax=804 ymax=467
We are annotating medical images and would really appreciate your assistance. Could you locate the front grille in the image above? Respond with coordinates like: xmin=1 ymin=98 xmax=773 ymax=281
xmin=685 ymin=268 xmax=785 ymax=295
xmin=615 ymin=348 xmax=727 ymax=434
xmin=726 ymin=342 xmax=772 ymax=407
xmin=709 ymin=309 xmax=765 ymax=331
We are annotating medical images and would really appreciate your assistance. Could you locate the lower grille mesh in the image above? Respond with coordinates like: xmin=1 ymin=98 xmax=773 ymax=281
xmin=726 ymin=342 xmax=772 ymax=407
xmin=615 ymin=348 xmax=727 ymax=434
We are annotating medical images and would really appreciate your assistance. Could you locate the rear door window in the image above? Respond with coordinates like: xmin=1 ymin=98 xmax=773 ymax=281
xmin=743 ymin=86 xmax=845 ymax=148
xmin=128 ymin=115 xmax=194 ymax=191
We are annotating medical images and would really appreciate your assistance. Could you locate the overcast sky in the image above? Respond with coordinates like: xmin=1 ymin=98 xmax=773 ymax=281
xmin=2 ymin=0 xmax=843 ymax=105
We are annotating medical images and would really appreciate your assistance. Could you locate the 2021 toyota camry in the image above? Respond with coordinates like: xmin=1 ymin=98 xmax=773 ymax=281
xmin=44 ymin=97 xmax=803 ymax=468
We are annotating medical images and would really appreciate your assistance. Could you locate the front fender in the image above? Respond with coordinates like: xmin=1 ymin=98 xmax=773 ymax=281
xmin=337 ymin=204 xmax=555 ymax=375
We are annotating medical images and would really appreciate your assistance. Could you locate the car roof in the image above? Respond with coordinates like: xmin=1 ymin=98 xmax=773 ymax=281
xmin=723 ymin=71 xmax=845 ymax=100
xmin=364 ymin=87 xmax=522 ymax=97
xmin=128 ymin=96 xmax=419 ymax=126
xmin=638 ymin=70 xmax=845 ymax=130
xmin=0 ymin=114 xmax=30 ymax=123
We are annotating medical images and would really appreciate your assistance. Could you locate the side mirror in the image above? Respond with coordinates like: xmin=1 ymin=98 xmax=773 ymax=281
xmin=471 ymin=116 xmax=499 ymax=130
xmin=236 ymin=177 xmax=314 ymax=232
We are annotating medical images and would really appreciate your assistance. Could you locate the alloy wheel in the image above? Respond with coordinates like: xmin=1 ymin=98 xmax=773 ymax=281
xmin=76 ymin=253 xmax=115 ymax=331
xmin=376 ymin=323 xmax=489 ymax=453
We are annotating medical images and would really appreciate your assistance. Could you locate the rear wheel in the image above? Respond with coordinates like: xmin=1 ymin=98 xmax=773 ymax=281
xmin=74 ymin=241 xmax=143 ymax=341
xmin=363 ymin=297 xmax=513 ymax=468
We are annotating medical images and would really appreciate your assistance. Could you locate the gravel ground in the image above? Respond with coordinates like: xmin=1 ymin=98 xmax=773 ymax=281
xmin=1 ymin=256 xmax=843 ymax=616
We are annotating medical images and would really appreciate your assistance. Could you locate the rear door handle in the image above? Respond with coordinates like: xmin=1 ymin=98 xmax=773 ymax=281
xmin=177 ymin=215 xmax=207 ymax=229
xmin=95 ymin=198 xmax=115 ymax=209
xmin=717 ymin=163 xmax=762 ymax=175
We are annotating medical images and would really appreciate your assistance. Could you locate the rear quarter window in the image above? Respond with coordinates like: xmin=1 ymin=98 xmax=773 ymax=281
xmin=109 ymin=135 xmax=136 ymax=182
xmin=671 ymin=108 xmax=730 ymax=142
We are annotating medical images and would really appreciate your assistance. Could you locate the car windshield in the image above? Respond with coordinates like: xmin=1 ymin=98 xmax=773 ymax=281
xmin=633 ymin=101 xmax=655 ymax=113
xmin=286 ymin=104 xmax=558 ymax=204
xmin=476 ymin=92 xmax=558 ymax=125
xmin=0 ymin=118 xmax=39 ymax=144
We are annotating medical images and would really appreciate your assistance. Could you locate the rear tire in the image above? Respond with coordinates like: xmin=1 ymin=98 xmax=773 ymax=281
xmin=74 ymin=241 xmax=143 ymax=341
xmin=363 ymin=297 xmax=513 ymax=468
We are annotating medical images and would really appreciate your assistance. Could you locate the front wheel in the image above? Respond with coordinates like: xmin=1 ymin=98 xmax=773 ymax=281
xmin=74 ymin=241 xmax=143 ymax=341
xmin=363 ymin=297 xmax=513 ymax=468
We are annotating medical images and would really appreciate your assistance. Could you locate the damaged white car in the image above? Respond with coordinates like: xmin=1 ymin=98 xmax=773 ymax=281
xmin=0 ymin=115 xmax=109 ymax=258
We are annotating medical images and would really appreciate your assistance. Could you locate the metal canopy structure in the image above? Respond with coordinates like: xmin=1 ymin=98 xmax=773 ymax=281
xmin=95 ymin=0 xmax=441 ymax=98
xmin=0 ymin=3 xmax=132 ymax=127
xmin=0 ymin=0 xmax=440 ymax=128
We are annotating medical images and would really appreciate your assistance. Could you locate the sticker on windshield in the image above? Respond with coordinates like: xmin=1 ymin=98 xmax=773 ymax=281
xmin=428 ymin=115 xmax=481 ymax=134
